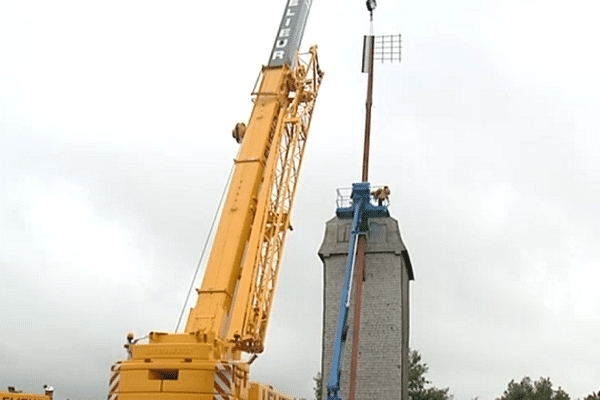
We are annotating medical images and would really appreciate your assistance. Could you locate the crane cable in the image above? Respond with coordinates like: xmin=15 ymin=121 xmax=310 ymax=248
xmin=175 ymin=163 xmax=235 ymax=332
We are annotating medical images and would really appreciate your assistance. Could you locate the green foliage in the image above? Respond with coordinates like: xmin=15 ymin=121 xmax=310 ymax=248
xmin=314 ymin=349 xmax=452 ymax=400
xmin=497 ymin=376 xmax=570 ymax=400
xmin=411 ymin=387 xmax=454 ymax=400
xmin=583 ymin=390 xmax=600 ymax=400
xmin=409 ymin=349 xmax=429 ymax=393
xmin=409 ymin=349 xmax=453 ymax=400
xmin=314 ymin=371 xmax=322 ymax=400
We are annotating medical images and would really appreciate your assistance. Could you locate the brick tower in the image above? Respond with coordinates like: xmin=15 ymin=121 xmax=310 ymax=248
xmin=319 ymin=215 xmax=414 ymax=400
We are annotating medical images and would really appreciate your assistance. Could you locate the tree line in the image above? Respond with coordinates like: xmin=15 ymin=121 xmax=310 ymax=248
xmin=313 ymin=349 xmax=599 ymax=400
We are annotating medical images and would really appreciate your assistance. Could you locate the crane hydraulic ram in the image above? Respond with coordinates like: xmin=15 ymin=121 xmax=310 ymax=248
xmin=108 ymin=1 xmax=323 ymax=399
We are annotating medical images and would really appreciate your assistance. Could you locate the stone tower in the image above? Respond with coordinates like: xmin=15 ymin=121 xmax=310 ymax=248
xmin=319 ymin=215 xmax=414 ymax=400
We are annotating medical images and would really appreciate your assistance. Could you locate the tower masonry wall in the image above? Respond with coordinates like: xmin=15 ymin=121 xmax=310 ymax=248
xmin=318 ymin=216 xmax=412 ymax=400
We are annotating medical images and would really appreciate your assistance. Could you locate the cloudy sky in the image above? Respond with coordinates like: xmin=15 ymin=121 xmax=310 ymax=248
xmin=1 ymin=0 xmax=599 ymax=399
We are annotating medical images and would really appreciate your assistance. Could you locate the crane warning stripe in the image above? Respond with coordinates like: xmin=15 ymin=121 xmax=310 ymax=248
xmin=213 ymin=362 xmax=233 ymax=400
xmin=108 ymin=363 xmax=121 ymax=400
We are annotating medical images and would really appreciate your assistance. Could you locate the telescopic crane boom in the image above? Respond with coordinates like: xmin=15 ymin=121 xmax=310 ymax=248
xmin=109 ymin=1 xmax=322 ymax=399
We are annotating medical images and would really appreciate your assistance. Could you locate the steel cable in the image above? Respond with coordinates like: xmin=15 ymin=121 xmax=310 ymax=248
xmin=175 ymin=163 xmax=235 ymax=332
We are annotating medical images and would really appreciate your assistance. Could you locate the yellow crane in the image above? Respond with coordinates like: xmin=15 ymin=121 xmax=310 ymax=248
xmin=108 ymin=1 xmax=323 ymax=399
xmin=0 ymin=385 xmax=54 ymax=400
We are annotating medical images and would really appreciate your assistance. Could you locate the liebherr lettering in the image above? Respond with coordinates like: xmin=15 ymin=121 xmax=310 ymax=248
xmin=269 ymin=0 xmax=312 ymax=66
xmin=271 ymin=2 xmax=298 ymax=61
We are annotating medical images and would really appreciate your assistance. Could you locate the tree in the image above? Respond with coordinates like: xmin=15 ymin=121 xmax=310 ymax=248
xmin=408 ymin=349 xmax=428 ymax=393
xmin=314 ymin=349 xmax=452 ymax=400
xmin=583 ymin=390 xmax=600 ymax=400
xmin=408 ymin=349 xmax=453 ymax=400
xmin=314 ymin=372 xmax=322 ymax=400
xmin=497 ymin=376 xmax=570 ymax=400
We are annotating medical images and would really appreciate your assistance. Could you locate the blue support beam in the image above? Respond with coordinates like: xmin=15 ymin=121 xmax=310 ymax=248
xmin=326 ymin=182 xmax=389 ymax=400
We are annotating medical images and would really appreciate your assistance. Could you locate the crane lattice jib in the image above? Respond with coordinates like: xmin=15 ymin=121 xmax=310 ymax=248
xmin=184 ymin=48 xmax=323 ymax=352
xmin=227 ymin=47 xmax=323 ymax=353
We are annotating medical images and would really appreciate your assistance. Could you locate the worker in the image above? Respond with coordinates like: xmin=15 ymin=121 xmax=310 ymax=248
xmin=43 ymin=385 xmax=54 ymax=399
xmin=371 ymin=185 xmax=391 ymax=205
xmin=124 ymin=331 xmax=135 ymax=359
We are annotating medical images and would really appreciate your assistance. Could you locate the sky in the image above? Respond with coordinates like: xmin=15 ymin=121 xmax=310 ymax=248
xmin=1 ymin=0 xmax=599 ymax=399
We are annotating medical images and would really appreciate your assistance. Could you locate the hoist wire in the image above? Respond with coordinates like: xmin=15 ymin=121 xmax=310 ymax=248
xmin=175 ymin=163 xmax=235 ymax=332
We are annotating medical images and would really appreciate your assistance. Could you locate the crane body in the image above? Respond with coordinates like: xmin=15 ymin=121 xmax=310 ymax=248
xmin=109 ymin=1 xmax=322 ymax=399
xmin=0 ymin=392 xmax=52 ymax=400
xmin=0 ymin=386 xmax=53 ymax=400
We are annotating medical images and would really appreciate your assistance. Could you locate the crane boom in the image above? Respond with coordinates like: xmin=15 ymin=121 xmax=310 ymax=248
xmin=225 ymin=50 xmax=322 ymax=353
xmin=186 ymin=47 xmax=322 ymax=354
xmin=109 ymin=1 xmax=322 ymax=399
